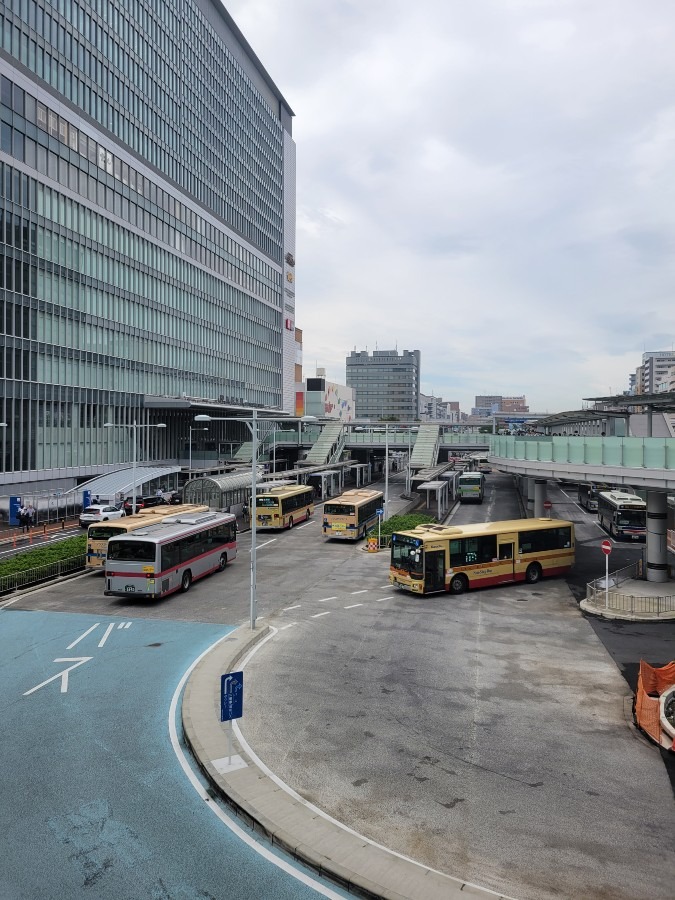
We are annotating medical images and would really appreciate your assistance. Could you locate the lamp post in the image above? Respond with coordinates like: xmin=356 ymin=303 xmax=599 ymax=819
xmin=104 ymin=421 xmax=166 ymax=514
xmin=195 ymin=412 xmax=317 ymax=631
xmin=384 ymin=423 xmax=389 ymax=520
xmin=188 ymin=426 xmax=208 ymax=477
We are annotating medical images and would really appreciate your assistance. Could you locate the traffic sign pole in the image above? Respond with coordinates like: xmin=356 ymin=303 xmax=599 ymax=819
xmin=601 ymin=539 xmax=612 ymax=608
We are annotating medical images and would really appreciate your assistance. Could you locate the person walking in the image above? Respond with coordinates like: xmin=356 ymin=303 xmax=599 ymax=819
xmin=26 ymin=503 xmax=36 ymax=530
xmin=18 ymin=504 xmax=28 ymax=533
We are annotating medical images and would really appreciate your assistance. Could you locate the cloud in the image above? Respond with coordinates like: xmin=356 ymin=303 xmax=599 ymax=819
xmin=225 ymin=0 xmax=675 ymax=413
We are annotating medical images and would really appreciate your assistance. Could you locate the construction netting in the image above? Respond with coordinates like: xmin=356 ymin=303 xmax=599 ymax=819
xmin=633 ymin=660 xmax=675 ymax=751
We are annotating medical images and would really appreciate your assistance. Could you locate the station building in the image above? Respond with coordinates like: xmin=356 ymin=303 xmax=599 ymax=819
xmin=0 ymin=0 xmax=296 ymax=496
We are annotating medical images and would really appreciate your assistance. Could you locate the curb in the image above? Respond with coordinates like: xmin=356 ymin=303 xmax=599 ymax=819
xmin=580 ymin=598 xmax=675 ymax=621
xmin=181 ymin=621 xmax=515 ymax=900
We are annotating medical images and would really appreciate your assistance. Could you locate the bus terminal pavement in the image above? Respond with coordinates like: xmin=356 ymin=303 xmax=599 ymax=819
xmin=181 ymin=620 xmax=516 ymax=900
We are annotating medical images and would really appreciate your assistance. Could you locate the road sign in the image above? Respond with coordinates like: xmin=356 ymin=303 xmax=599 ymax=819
xmin=376 ymin=508 xmax=384 ymax=516
xmin=601 ymin=539 xmax=612 ymax=555
xmin=543 ymin=500 xmax=552 ymax=510
xmin=220 ymin=671 xmax=243 ymax=722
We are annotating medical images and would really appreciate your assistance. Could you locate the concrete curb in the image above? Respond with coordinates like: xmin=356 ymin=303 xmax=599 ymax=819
xmin=181 ymin=621 xmax=514 ymax=900
xmin=580 ymin=598 xmax=675 ymax=621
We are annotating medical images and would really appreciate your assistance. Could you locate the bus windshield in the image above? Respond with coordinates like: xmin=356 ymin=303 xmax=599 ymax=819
xmin=324 ymin=503 xmax=354 ymax=516
xmin=617 ymin=510 xmax=644 ymax=526
xmin=88 ymin=525 xmax=127 ymax=540
xmin=391 ymin=535 xmax=423 ymax=577
xmin=107 ymin=540 xmax=156 ymax=562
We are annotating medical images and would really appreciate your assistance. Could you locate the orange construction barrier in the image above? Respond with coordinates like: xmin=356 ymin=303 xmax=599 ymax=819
xmin=634 ymin=660 xmax=675 ymax=751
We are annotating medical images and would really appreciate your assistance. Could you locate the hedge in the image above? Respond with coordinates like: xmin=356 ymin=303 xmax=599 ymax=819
xmin=0 ymin=535 xmax=87 ymax=577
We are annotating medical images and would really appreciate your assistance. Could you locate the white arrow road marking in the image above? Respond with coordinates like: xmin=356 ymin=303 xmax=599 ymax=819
xmin=23 ymin=658 xmax=93 ymax=696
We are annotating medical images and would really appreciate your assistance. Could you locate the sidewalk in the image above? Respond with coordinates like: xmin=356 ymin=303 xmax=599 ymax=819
xmin=581 ymin=577 xmax=675 ymax=621
xmin=182 ymin=622 xmax=515 ymax=900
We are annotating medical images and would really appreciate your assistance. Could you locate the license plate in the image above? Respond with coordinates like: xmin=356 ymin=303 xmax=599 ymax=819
xmin=332 ymin=523 xmax=346 ymax=530
xmin=125 ymin=585 xmax=135 ymax=592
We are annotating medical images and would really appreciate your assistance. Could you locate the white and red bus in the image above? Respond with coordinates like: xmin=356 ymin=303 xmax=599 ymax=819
xmin=597 ymin=490 xmax=646 ymax=541
xmin=104 ymin=511 xmax=237 ymax=599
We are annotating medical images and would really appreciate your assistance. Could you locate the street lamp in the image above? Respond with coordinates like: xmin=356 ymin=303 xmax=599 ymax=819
xmin=188 ymin=426 xmax=208 ymax=477
xmin=195 ymin=412 xmax=317 ymax=631
xmin=196 ymin=411 xmax=260 ymax=631
xmin=104 ymin=421 xmax=166 ymax=513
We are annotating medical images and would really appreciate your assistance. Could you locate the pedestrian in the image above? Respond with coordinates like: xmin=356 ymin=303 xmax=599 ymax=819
xmin=26 ymin=503 xmax=36 ymax=530
xmin=18 ymin=504 xmax=27 ymax=533
xmin=242 ymin=503 xmax=249 ymax=523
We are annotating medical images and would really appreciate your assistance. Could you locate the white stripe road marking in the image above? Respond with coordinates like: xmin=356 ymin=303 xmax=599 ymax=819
xmin=98 ymin=623 xmax=115 ymax=647
xmin=283 ymin=604 xmax=301 ymax=611
xmin=279 ymin=623 xmax=297 ymax=630
xmin=251 ymin=538 xmax=276 ymax=552
xmin=376 ymin=596 xmax=393 ymax=601
xmin=318 ymin=596 xmax=336 ymax=602
xmin=344 ymin=603 xmax=363 ymax=609
xmin=350 ymin=589 xmax=368 ymax=595
xmin=67 ymin=623 xmax=100 ymax=649
xmin=379 ymin=585 xmax=390 ymax=588
xmin=311 ymin=611 xmax=330 ymax=618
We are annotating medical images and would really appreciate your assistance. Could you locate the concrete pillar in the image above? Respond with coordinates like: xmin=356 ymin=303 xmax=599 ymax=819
xmin=646 ymin=491 xmax=669 ymax=583
xmin=534 ymin=479 xmax=547 ymax=518
xmin=526 ymin=478 xmax=535 ymax=517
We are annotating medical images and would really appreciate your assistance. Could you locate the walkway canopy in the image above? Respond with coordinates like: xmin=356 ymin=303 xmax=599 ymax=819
xmin=183 ymin=472 xmax=254 ymax=510
xmin=69 ymin=466 xmax=182 ymax=501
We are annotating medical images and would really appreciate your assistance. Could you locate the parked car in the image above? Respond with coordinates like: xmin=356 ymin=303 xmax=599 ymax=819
xmin=122 ymin=495 xmax=167 ymax=515
xmin=79 ymin=504 xmax=126 ymax=528
xmin=162 ymin=491 xmax=183 ymax=505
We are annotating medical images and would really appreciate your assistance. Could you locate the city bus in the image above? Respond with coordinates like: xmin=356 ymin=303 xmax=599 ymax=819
xmin=457 ymin=472 xmax=485 ymax=503
xmin=597 ymin=490 xmax=646 ymax=541
xmin=577 ymin=482 xmax=612 ymax=512
xmin=85 ymin=504 xmax=209 ymax=571
xmin=254 ymin=484 xmax=315 ymax=529
xmin=104 ymin=511 xmax=237 ymax=598
xmin=323 ymin=489 xmax=384 ymax=540
xmin=390 ymin=518 xmax=575 ymax=595
xmin=468 ymin=455 xmax=491 ymax=474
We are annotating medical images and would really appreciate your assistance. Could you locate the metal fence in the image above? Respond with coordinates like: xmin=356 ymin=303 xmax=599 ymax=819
xmin=585 ymin=560 xmax=675 ymax=616
xmin=0 ymin=555 xmax=86 ymax=596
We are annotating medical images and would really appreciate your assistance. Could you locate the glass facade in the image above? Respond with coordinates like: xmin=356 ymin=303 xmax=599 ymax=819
xmin=0 ymin=0 xmax=295 ymax=488
xmin=346 ymin=350 xmax=421 ymax=421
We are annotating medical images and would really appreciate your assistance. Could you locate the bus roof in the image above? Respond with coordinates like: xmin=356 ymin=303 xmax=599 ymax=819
xmin=393 ymin=518 xmax=574 ymax=541
xmin=107 ymin=511 xmax=235 ymax=542
xmin=331 ymin=489 xmax=383 ymax=504
xmin=257 ymin=484 xmax=310 ymax=497
xmin=89 ymin=505 xmax=209 ymax=534
xmin=598 ymin=491 xmax=646 ymax=506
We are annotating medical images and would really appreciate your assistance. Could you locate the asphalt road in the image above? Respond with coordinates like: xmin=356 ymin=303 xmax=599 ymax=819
xmin=2 ymin=473 xmax=674 ymax=900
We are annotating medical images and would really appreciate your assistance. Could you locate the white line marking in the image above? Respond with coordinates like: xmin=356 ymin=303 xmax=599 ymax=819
xmin=350 ymin=589 xmax=368 ymax=595
xmin=283 ymin=604 xmax=301 ymax=611
xmin=378 ymin=585 xmax=390 ymax=589
xmin=311 ymin=611 xmax=330 ymax=618
xmin=377 ymin=596 xmax=393 ymax=601
xmin=251 ymin=539 xmax=276 ymax=552
xmin=279 ymin=623 xmax=297 ymax=630
xmin=124 ymin=622 xmax=132 ymax=628
xmin=169 ymin=633 xmax=344 ymax=899
xmin=344 ymin=603 xmax=363 ymax=609
xmin=318 ymin=596 xmax=336 ymax=602
xmin=24 ymin=657 xmax=93 ymax=696
xmin=66 ymin=623 xmax=100 ymax=649
xmin=97 ymin=623 xmax=115 ymax=647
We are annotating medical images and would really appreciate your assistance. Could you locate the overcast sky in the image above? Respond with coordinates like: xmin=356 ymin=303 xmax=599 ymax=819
xmin=226 ymin=0 xmax=675 ymax=415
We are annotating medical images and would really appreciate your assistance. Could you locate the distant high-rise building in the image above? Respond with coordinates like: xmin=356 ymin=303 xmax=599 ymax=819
xmin=346 ymin=350 xmax=420 ymax=420
xmin=635 ymin=351 xmax=675 ymax=394
xmin=473 ymin=395 xmax=528 ymax=416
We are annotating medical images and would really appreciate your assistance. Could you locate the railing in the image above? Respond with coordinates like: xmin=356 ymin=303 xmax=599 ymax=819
xmin=490 ymin=434 xmax=675 ymax=469
xmin=0 ymin=554 xmax=86 ymax=596
xmin=585 ymin=560 xmax=675 ymax=616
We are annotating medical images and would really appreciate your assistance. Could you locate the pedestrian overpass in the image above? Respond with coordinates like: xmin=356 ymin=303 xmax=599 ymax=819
xmin=489 ymin=434 xmax=675 ymax=584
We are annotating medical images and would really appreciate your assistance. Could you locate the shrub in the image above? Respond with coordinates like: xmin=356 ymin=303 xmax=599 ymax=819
xmin=368 ymin=512 xmax=435 ymax=539
xmin=0 ymin=535 xmax=86 ymax=577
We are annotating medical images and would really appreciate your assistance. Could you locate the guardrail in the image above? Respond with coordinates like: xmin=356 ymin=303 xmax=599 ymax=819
xmin=585 ymin=560 xmax=675 ymax=616
xmin=0 ymin=554 xmax=86 ymax=596
xmin=490 ymin=434 xmax=675 ymax=469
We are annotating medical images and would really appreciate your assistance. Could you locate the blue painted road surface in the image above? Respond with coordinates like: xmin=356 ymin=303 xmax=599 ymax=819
xmin=0 ymin=610 xmax=347 ymax=900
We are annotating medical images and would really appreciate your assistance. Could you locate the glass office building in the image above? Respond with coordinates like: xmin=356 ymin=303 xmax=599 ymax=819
xmin=346 ymin=349 xmax=421 ymax=421
xmin=0 ymin=0 xmax=296 ymax=494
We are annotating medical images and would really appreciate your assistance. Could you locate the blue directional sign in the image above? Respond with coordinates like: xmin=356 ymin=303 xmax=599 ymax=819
xmin=220 ymin=671 xmax=243 ymax=722
xmin=376 ymin=508 xmax=384 ymax=516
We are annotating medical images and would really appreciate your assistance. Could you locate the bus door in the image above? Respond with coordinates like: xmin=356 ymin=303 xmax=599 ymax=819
xmin=497 ymin=533 xmax=517 ymax=583
xmin=424 ymin=550 xmax=446 ymax=593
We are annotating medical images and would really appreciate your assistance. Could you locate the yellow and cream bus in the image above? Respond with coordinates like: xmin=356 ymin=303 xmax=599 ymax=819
xmin=86 ymin=504 xmax=209 ymax=571
xmin=322 ymin=489 xmax=384 ymax=540
xmin=254 ymin=484 xmax=315 ymax=529
xmin=390 ymin=518 xmax=575 ymax=595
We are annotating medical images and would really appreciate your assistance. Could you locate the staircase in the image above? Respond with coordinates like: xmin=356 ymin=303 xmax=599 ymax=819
xmin=302 ymin=422 xmax=345 ymax=466
xmin=409 ymin=424 xmax=440 ymax=470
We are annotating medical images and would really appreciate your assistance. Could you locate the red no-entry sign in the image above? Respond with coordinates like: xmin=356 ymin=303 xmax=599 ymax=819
xmin=543 ymin=500 xmax=552 ymax=510
xmin=601 ymin=539 xmax=612 ymax=555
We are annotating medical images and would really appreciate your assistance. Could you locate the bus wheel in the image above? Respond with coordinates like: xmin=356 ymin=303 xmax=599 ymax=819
xmin=525 ymin=563 xmax=542 ymax=584
xmin=181 ymin=570 xmax=192 ymax=592
xmin=450 ymin=574 xmax=468 ymax=595
xmin=218 ymin=553 xmax=228 ymax=571
xmin=288 ymin=517 xmax=294 ymax=528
